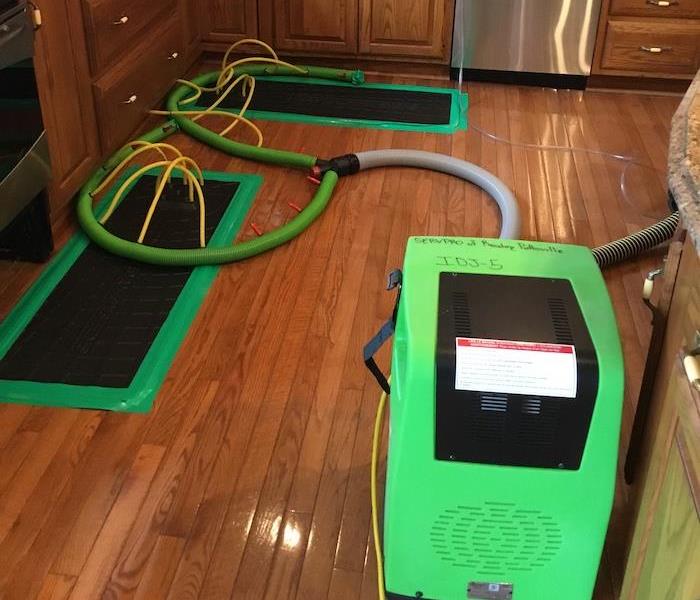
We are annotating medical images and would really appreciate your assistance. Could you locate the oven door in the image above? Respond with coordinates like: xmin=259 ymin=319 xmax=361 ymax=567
xmin=0 ymin=3 xmax=51 ymax=234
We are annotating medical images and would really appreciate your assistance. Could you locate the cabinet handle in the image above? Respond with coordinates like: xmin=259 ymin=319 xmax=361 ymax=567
xmin=683 ymin=330 xmax=700 ymax=392
xmin=640 ymin=45 xmax=671 ymax=53
xmin=646 ymin=0 xmax=678 ymax=6
xmin=167 ymin=52 xmax=180 ymax=61
xmin=122 ymin=95 xmax=137 ymax=104
xmin=683 ymin=354 xmax=700 ymax=391
xmin=642 ymin=267 xmax=664 ymax=301
xmin=113 ymin=16 xmax=129 ymax=25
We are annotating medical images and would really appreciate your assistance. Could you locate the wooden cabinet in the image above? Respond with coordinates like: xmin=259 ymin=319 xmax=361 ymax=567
xmin=33 ymin=0 xmax=101 ymax=220
xmin=610 ymin=0 xmax=700 ymax=20
xmin=93 ymin=16 xmax=185 ymax=151
xmin=201 ymin=0 xmax=258 ymax=44
xmin=33 ymin=0 xmax=190 ymax=223
xmin=268 ymin=0 xmax=358 ymax=54
xmin=621 ymin=237 xmax=700 ymax=599
xmin=82 ymin=0 xmax=176 ymax=77
xmin=358 ymin=0 xmax=452 ymax=60
xmin=206 ymin=0 xmax=454 ymax=63
xmin=593 ymin=0 xmax=700 ymax=80
xmin=601 ymin=18 xmax=700 ymax=76
xmin=182 ymin=0 xmax=203 ymax=55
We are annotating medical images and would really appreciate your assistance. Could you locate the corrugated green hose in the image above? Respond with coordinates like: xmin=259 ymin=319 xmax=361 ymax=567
xmin=166 ymin=66 xmax=363 ymax=170
xmin=77 ymin=65 xmax=359 ymax=266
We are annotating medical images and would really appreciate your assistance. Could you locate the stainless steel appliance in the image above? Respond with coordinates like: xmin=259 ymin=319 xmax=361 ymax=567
xmin=0 ymin=0 xmax=52 ymax=261
xmin=451 ymin=0 xmax=603 ymax=88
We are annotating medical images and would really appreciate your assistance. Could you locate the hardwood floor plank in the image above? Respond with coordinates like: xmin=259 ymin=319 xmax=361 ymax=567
xmin=133 ymin=535 xmax=187 ymax=600
xmin=327 ymin=566 xmax=363 ymax=600
xmin=1 ymin=414 xmax=150 ymax=600
xmin=101 ymin=381 xmax=219 ymax=598
xmin=47 ymin=415 xmax=152 ymax=578
xmin=0 ymin=410 xmax=87 ymax=544
xmin=0 ymin=405 xmax=32 ymax=451
xmin=0 ymin=429 xmax=38 ymax=493
xmin=35 ymin=573 xmax=76 ymax=600
xmin=262 ymin=511 xmax=312 ymax=600
xmin=294 ymin=389 xmax=364 ymax=599
xmin=66 ymin=444 xmax=166 ymax=599
xmin=0 ymin=411 xmax=101 ymax=595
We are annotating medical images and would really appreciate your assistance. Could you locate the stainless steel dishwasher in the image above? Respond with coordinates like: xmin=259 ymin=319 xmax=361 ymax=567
xmin=451 ymin=0 xmax=603 ymax=88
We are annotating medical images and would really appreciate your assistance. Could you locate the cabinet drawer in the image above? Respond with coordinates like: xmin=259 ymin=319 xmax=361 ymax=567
xmin=94 ymin=18 xmax=183 ymax=152
xmin=83 ymin=0 xmax=178 ymax=76
xmin=601 ymin=19 xmax=700 ymax=75
xmin=610 ymin=0 xmax=700 ymax=19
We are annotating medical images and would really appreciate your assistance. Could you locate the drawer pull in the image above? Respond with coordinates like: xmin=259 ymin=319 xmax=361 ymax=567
xmin=122 ymin=95 xmax=138 ymax=104
xmin=642 ymin=268 xmax=664 ymax=301
xmin=640 ymin=45 xmax=671 ymax=53
xmin=646 ymin=0 xmax=678 ymax=5
xmin=683 ymin=354 xmax=700 ymax=391
xmin=167 ymin=52 xmax=180 ymax=61
xmin=684 ymin=331 xmax=700 ymax=391
xmin=113 ymin=16 xmax=129 ymax=25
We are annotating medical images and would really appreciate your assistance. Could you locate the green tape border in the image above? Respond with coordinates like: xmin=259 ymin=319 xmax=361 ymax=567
xmin=198 ymin=76 xmax=468 ymax=134
xmin=0 ymin=168 xmax=262 ymax=413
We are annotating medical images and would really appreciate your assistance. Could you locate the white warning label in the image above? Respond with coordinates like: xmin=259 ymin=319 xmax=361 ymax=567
xmin=455 ymin=337 xmax=577 ymax=398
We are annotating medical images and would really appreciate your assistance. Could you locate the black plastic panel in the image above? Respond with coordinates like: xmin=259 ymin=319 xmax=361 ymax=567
xmin=199 ymin=79 xmax=453 ymax=125
xmin=435 ymin=273 xmax=599 ymax=470
xmin=0 ymin=176 xmax=238 ymax=388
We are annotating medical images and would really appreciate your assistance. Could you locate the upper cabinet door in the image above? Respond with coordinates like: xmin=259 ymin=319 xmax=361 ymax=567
xmin=202 ymin=0 xmax=259 ymax=43
xmin=269 ymin=0 xmax=358 ymax=54
xmin=359 ymin=0 xmax=454 ymax=61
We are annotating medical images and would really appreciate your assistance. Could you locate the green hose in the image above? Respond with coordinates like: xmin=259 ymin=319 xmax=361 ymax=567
xmin=166 ymin=66 xmax=361 ymax=170
xmin=77 ymin=65 xmax=357 ymax=266
xmin=77 ymin=163 xmax=338 ymax=266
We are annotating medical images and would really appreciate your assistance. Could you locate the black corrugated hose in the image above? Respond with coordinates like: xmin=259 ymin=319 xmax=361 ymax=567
xmin=592 ymin=211 xmax=680 ymax=268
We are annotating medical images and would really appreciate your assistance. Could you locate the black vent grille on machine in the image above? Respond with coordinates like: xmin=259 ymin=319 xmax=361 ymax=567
xmin=452 ymin=290 xmax=471 ymax=337
xmin=430 ymin=502 xmax=563 ymax=574
xmin=548 ymin=298 xmax=574 ymax=345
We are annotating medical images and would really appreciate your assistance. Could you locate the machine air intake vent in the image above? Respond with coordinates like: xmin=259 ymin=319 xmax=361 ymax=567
xmin=429 ymin=502 xmax=563 ymax=574
xmin=452 ymin=291 xmax=472 ymax=336
xmin=480 ymin=394 xmax=507 ymax=412
xmin=547 ymin=298 xmax=574 ymax=344
xmin=521 ymin=397 xmax=541 ymax=415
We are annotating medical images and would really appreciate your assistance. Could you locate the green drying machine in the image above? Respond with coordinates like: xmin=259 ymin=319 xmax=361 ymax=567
xmin=368 ymin=236 xmax=623 ymax=600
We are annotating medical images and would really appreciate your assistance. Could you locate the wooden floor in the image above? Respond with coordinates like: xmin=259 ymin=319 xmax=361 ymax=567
xmin=0 ymin=77 xmax=681 ymax=600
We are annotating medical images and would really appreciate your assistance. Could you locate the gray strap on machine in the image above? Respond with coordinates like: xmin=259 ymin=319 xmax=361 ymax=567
xmin=363 ymin=269 xmax=402 ymax=395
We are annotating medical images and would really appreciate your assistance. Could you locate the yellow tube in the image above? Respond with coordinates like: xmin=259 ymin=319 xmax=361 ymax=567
xmin=217 ymin=56 xmax=307 ymax=90
xmin=177 ymin=75 xmax=257 ymax=138
xmin=371 ymin=380 xmax=389 ymax=600
xmin=193 ymin=74 xmax=254 ymax=126
xmin=91 ymin=142 xmax=184 ymax=198
xmin=149 ymin=109 xmax=264 ymax=147
xmin=218 ymin=78 xmax=255 ymax=136
xmin=138 ymin=156 xmax=207 ymax=247
xmin=100 ymin=160 xmax=170 ymax=224
xmin=100 ymin=159 xmax=202 ymax=225
xmin=221 ymin=38 xmax=278 ymax=75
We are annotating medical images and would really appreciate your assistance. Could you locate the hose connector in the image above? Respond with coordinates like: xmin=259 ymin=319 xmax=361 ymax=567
xmin=350 ymin=69 xmax=365 ymax=85
xmin=316 ymin=154 xmax=360 ymax=178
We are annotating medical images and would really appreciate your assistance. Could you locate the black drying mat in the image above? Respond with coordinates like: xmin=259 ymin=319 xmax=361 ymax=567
xmin=0 ymin=175 xmax=238 ymax=388
xmin=199 ymin=79 xmax=454 ymax=125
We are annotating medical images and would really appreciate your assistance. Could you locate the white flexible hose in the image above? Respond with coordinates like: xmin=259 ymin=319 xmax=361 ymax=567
xmin=355 ymin=149 xmax=522 ymax=239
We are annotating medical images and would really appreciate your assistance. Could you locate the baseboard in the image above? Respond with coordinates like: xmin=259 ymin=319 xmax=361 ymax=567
xmin=450 ymin=68 xmax=587 ymax=90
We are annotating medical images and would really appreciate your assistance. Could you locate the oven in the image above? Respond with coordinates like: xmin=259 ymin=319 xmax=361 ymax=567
xmin=0 ymin=0 xmax=52 ymax=261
